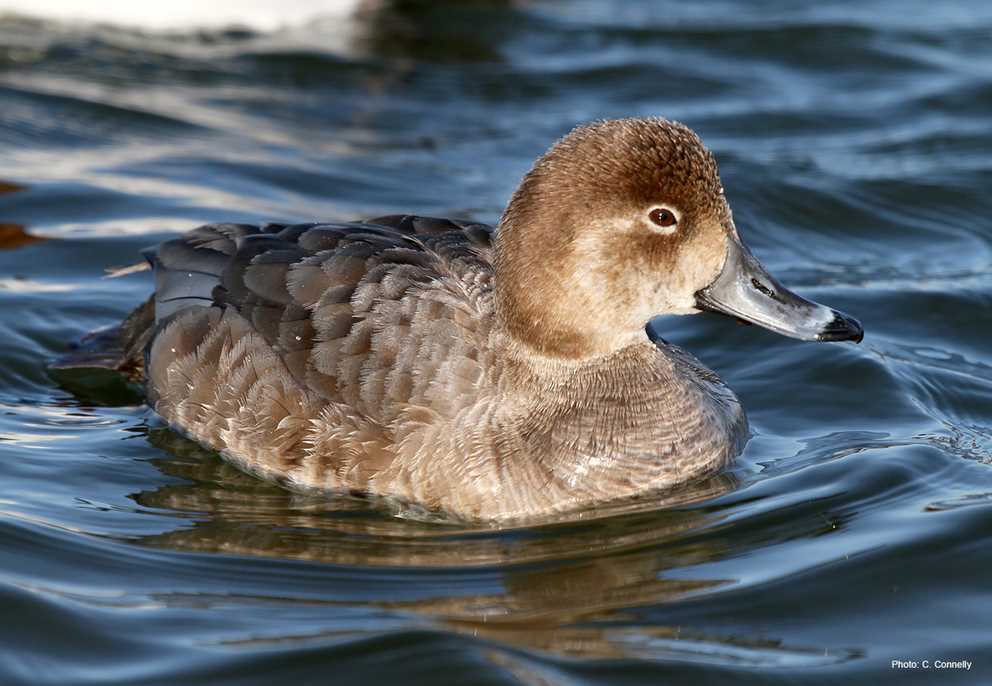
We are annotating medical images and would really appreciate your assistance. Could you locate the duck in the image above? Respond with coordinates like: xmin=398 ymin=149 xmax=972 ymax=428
xmin=116 ymin=117 xmax=863 ymax=522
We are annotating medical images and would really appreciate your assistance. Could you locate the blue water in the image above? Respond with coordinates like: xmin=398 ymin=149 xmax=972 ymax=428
xmin=1 ymin=1 xmax=991 ymax=683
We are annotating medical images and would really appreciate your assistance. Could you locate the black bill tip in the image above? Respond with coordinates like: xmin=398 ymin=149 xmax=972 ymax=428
xmin=817 ymin=311 xmax=864 ymax=343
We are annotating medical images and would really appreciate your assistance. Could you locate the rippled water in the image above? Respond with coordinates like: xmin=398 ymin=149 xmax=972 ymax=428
xmin=2 ymin=1 xmax=991 ymax=683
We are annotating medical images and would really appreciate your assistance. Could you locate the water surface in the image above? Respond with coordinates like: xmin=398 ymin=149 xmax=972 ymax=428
xmin=1 ymin=1 xmax=991 ymax=683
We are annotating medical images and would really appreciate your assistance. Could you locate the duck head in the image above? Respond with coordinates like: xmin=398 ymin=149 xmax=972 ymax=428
xmin=494 ymin=117 xmax=863 ymax=358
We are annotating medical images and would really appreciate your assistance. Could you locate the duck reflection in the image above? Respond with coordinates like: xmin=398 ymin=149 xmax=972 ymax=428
xmin=137 ymin=426 xmax=737 ymax=566
xmin=131 ymin=428 xmax=857 ymax=665
xmin=122 ymin=426 xmax=827 ymax=661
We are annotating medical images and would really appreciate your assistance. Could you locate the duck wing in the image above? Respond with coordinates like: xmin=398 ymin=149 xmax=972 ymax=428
xmin=140 ymin=215 xmax=497 ymax=481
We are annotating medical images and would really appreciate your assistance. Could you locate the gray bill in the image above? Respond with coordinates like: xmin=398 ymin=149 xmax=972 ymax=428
xmin=694 ymin=237 xmax=863 ymax=343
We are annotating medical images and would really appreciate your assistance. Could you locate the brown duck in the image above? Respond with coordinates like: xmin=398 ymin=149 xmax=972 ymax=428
xmin=113 ymin=118 xmax=862 ymax=522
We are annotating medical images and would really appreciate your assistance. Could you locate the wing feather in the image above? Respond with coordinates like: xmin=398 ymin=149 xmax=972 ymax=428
xmin=146 ymin=216 xmax=495 ymax=425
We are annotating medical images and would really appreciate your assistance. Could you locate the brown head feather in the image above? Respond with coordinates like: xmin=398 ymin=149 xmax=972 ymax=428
xmin=495 ymin=118 xmax=733 ymax=358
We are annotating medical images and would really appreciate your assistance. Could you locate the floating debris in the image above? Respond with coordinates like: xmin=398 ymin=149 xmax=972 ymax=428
xmin=0 ymin=180 xmax=26 ymax=196
xmin=0 ymin=223 xmax=46 ymax=250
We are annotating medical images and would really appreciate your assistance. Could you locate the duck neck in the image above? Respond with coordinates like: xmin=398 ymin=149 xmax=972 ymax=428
xmin=493 ymin=221 xmax=644 ymax=359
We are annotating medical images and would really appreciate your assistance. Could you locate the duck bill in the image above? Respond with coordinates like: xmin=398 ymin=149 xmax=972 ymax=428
xmin=694 ymin=238 xmax=863 ymax=343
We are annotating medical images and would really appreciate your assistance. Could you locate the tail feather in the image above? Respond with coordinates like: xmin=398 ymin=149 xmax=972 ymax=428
xmin=51 ymin=296 xmax=154 ymax=382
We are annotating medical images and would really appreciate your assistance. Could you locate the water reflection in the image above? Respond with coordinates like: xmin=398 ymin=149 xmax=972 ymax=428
xmin=117 ymin=426 xmax=859 ymax=664
xmin=135 ymin=426 xmax=739 ymax=567
xmin=131 ymin=428 xmax=709 ymax=641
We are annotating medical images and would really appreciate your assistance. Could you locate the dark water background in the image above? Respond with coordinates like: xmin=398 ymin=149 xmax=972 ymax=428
xmin=2 ymin=1 xmax=991 ymax=683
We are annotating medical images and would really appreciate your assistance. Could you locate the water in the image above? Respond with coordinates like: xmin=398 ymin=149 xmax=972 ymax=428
xmin=1 ymin=1 xmax=991 ymax=683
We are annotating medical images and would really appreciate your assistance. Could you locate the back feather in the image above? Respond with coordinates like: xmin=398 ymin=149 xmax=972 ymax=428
xmin=139 ymin=215 xmax=496 ymax=434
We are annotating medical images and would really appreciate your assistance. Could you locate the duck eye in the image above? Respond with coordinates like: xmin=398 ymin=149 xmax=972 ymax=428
xmin=649 ymin=208 xmax=677 ymax=228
